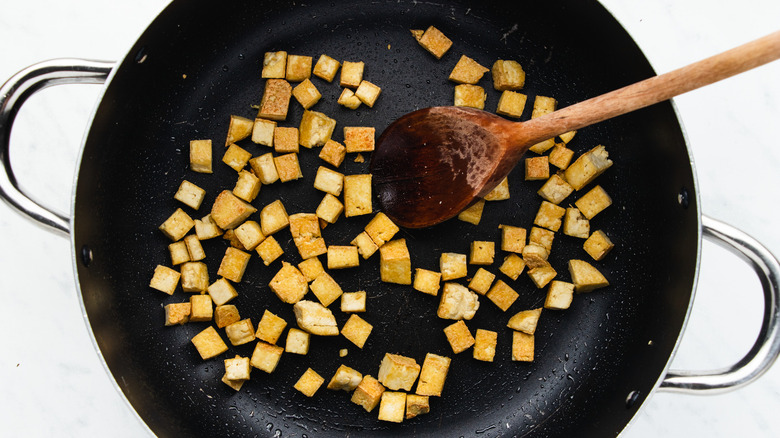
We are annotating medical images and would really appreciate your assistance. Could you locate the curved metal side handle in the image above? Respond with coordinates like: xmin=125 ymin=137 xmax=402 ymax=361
xmin=660 ymin=215 xmax=780 ymax=393
xmin=0 ymin=58 xmax=114 ymax=236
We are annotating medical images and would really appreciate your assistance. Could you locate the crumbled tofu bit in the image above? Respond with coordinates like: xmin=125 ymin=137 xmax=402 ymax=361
xmin=292 ymin=78 xmax=322 ymax=110
xmin=545 ymin=280 xmax=575 ymax=310
xmin=343 ymin=174 xmax=373 ymax=217
xmin=341 ymin=314 xmax=373 ymax=348
xmin=563 ymin=207 xmax=590 ymax=238
xmin=168 ymin=241 xmax=190 ymax=266
xmin=189 ymin=294 xmax=213 ymax=322
xmin=316 ymin=193 xmax=344 ymax=224
xmin=211 ymin=190 xmax=257 ymax=230
xmin=174 ymin=180 xmax=206 ymax=210
xmin=351 ymin=375 xmax=386 ymax=412
xmin=256 ymin=310 xmax=288 ymax=344
xmin=437 ymin=283 xmax=480 ymax=320
xmin=285 ymin=327 xmax=311 ymax=355
xmin=341 ymin=291 xmax=367 ymax=313
xmin=273 ymin=153 xmax=303 ymax=182
xmin=414 ymin=26 xmax=453 ymax=59
xmin=313 ymin=166 xmax=344 ymax=196
xmin=250 ymin=341 xmax=284 ymax=373
xmin=529 ymin=226 xmax=555 ymax=251
xmin=416 ymin=353 xmax=451 ymax=396
xmin=498 ymin=224 xmax=526 ymax=253
xmin=469 ymin=241 xmax=495 ymax=265
xmin=343 ymin=126 xmax=375 ymax=153
xmin=525 ymin=156 xmax=550 ymax=181
xmin=189 ymin=139 xmax=213 ymax=173
xmin=575 ymin=185 xmax=612 ymax=220
xmin=285 ymin=54 xmax=313 ymax=82
xmin=468 ymin=268 xmax=495 ymax=295
xmin=217 ymin=247 xmax=251 ymax=283
xmin=444 ymin=320 xmax=475 ymax=354
xmin=233 ymin=169 xmax=261 ymax=202
xmin=164 ymin=302 xmax=191 ymax=326
xmin=257 ymin=79 xmax=292 ymax=121
xmin=364 ymin=212 xmax=400 ymax=247
xmin=224 ymin=356 xmax=251 ymax=381
xmin=298 ymin=256 xmax=325 ymax=282
xmin=563 ymin=145 xmax=613 ymax=190
xmin=327 ymin=364 xmax=363 ymax=391
xmin=568 ymin=259 xmax=609 ymax=292
xmin=549 ymin=144 xmax=575 ymax=169
xmin=222 ymin=144 xmax=252 ymax=172
xmin=528 ymin=264 xmax=557 ymax=289
xmin=378 ymin=353 xmax=421 ymax=391
xmin=214 ymin=304 xmax=240 ymax=328
xmin=327 ymin=245 xmax=360 ymax=269
xmin=191 ymin=326 xmax=228 ymax=360
xmin=273 ymin=126 xmax=299 ymax=153
xmin=449 ymin=55 xmax=489 ymax=84
xmin=194 ymin=214 xmax=224 ymax=240
xmin=534 ymin=200 xmax=566 ymax=232
xmin=440 ymin=252 xmax=467 ymax=281
xmin=294 ymin=368 xmax=325 ymax=397
xmin=559 ymin=130 xmax=577 ymax=143
xmin=339 ymin=348 xmax=349 ymax=357
xmin=453 ymin=84 xmax=487 ymax=109
xmin=255 ymin=235 xmax=284 ymax=265
xmin=293 ymin=300 xmax=339 ymax=336
xmin=354 ymin=80 xmax=382 ymax=107
xmin=225 ymin=115 xmax=254 ymax=146
xmin=351 ymin=231 xmax=380 ymax=259
xmin=337 ymin=87 xmax=362 ymax=109
xmin=406 ymin=394 xmax=430 ymax=419
xmin=313 ymin=54 xmax=341 ymax=82
xmin=413 ymin=268 xmax=442 ymax=296
xmin=486 ymin=279 xmax=519 ymax=311
xmin=221 ymin=373 xmax=245 ymax=391
xmin=473 ymin=329 xmax=498 ymax=362
xmin=207 ymin=277 xmax=238 ymax=306
xmin=492 ymin=60 xmax=525 ymax=90
xmin=507 ymin=307 xmax=542 ymax=334
xmin=512 ymin=331 xmax=535 ymax=362
xmin=289 ymin=213 xmax=327 ymax=260
xmin=529 ymin=137 xmax=556 ymax=154
xmin=249 ymin=152 xmax=280 ymax=185
xmin=378 ymin=392 xmax=407 ymax=423
xmin=483 ymin=176 xmax=510 ymax=201
xmin=318 ymin=145 xmax=346 ymax=174
xmin=496 ymin=90 xmax=528 ymax=118
xmin=309 ymin=272 xmax=344 ymax=307
xmin=499 ymin=253 xmax=526 ymax=280
xmin=180 ymin=261 xmax=209 ymax=292
xmin=225 ymin=318 xmax=256 ymax=346
xmin=531 ymin=95 xmax=557 ymax=119
xmin=583 ymin=230 xmax=614 ymax=261
xmin=379 ymin=239 xmax=412 ymax=285
xmin=159 ymin=208 xmax=195 ymax=241
xmin=538 ymin=174 xmax=574 ymax=205
xmin=269 ymin=262 xmax=309 ymax=304
xmin=299 ymin=110 xmax=337 ymax=148
xmin=252 ymin=118 xmax=277 ymax=146
xmin=340 ymin=61 xmax=365 ymax=88
xmin=410 ymin=29 xmax=424 ymax=40
xmin=262 ymin=51 xmax=287 ymax=79
xmin=457 ymin=199 xmax=485 ymax=225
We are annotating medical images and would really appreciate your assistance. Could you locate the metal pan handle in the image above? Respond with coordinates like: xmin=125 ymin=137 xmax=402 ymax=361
xmin=660 ymin=215 xmax=780 ymax=393
xmin=0 ymin=59 xmax=114 ymax=236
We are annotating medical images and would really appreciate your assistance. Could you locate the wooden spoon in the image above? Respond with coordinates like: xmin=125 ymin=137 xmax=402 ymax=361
xmin=370 ymin=30 xmax=780 ymax=228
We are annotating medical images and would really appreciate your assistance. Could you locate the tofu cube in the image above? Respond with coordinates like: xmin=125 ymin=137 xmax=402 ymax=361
xmin=413 ymin=268 xmax=442 ymax=296
xmin=260 ymin=199 xmax=289 ymax=235
xmin=214 ymin=304 xmax=240 ymax=328
xmin=168 ymin=241 xmax=190 ymax=266
xmin=525 ymin=156 xmax=550 ymax=181
xmin=507 ymin=307 xmax=542 ymax=334
xmin=251 ymin=118 xmax=276 ymax=147
xmin=583 ymin=230 xmax=614 ymax=261
xmin=234 ymin=220 xmax=264 ymax=251
xmin=405 ymin=394 xmax=430 ymax=419
xmin=453 ymin=84 xmax=486 ymax=109
xmin=523 ymin=244 xmax=550 ymax=271
xmin=498 ymin=253 xmax=526 ymax=280
xmin=269 ymin=262 xmax=309 ymax=304
xmin=221 ymin=373 xmax=245 ymax=391
xmin=343 ymin=174 xmax=372 ymax=217
xmin=563 ymin=207 xmax=590 ymax=238
xmin=351 ymin=231 xmax=379 ymax=259
xmin=496 ymin=90 xmax=528 ymax=118
xmin=257 ymin=79 xmax=292 ymax=121
xmin=413 ymin=26 xmax=453 ymax=59
xmin=440 ymin=252 xmax=467 ymax=281
xmin=457 ymin=199 xmax=485 ymax=225
xmin=164 ymin=302 xmax=190 ymax=326
xmin=249 ymin=152 xmax=279 ymax=185
xmin=250 ymin=341 xmax=284 ymax=373
xmin=378 ymin=392 xmax=407 ymax=423
xmin=191 ymin=326 xmax=228 ymax=360
xmin=469 ymin=241 xmax=495 ymax=265
xmin=449 ymin=55 xmax=489 ymax=84
xmin=340 ymin=61 xmax=365 ymax=88
xmin=549 ymin=144 xmax=575 ymax=169
xmin=529 ymin=226 xmax=555 ymax=251
xmin=528 ymin=264 xmax=557 ymax=289
xmin=233 ymin=170 xmax=261 ymax=202
xmin=273 ymin=126 xmax=299 ymax=153
xmin=378 ymin=353 xmax=421 ymax=391
xmin=354 ymin=80 xmax=382 ymax=107
xmin=189 ymin=294 xmax=213 ymax=322
xmin=225 ymin=318 xmax=255 ymax=346
xmin=224 ymin=356 xmax=251 ymax=381
xmin=313 ymin=166 xmax=344 ymax=196
xmin=327 ymin=245 xmax=360 ymax=269
xmin=285 ymin=327 xmax=311 ymax=355
xmin=194 ymin=214 xmax=223 ymax=240
xmin=180 ymin=261 xmax=209 ymax=292
xmin=224 ymin=115 xmax=254 ymax=146
xmin=310 ymin=272 xmax=344 ymax=307
xmin=299 ymin=110 xmax=336 ymax=148
xmin=207 ymin=277 xmax=238 ymax=306
xmin=293 ymin=300 xmax=339 ymax=336
xmin=564 ymin=145 xmax=613 ymax=190
xmin=256 ymin=235 xmax=284 ymax=265
xmin=341 ymin=314 xmax=373 ymax=348
xmin=499 ymin=224 xmax=526 ymax=253
xmin=343 ymin=127 xmax=375 ymax=153
xmin=319 ymin=139 xmax=346 ymax=167
xmin=255 ymin=310 xmax=287 ymax=344
xmin=534 ymin=201 xmax=566 ymax=232
xmin=294 ymin=368 xmax=325 ymax=397
xmin=486 ymin=279 xmax=519 ymax=311
xmin=289 ymin=212 xmax=327 ymax=260
xmin=351 ymin=375 xmax=386 ymax=412
xmin=273 ymin=153 xmax=302 ymax=182
xmin=316 ymin=194 xmax=344 ymax=224
xmin=217 ymin=247 xmax=251 ymax=283
xmin=468 ymin=268 xmax=495 ymax=295
xmin=491 ymin=60 xmax=525 ymax=90
xmin=483 ymin=176 xmax=510 ymax=201
xmin=379 ymin=239 xmax=411 ymax=285
xmin=222 ymin=144 xmax=252 ymax=172
xmin=341 ymin=291 xmax=367 ymax=313
xmin=364 ymin=212 xmax=400 ymax=247
xmin=545 ymin=280 xmax=575 ymax=310
xmin=568 ymin=259 xmax=609 ymax=292
xmin=512 ymin=331 xmax=534 ymax=362
xmin=285 ymin=54 xmax=312 ymax=82
xmin=189 ymin=139 xmax=212 ymax=173
xmin=529 ymin=137 xmax=556 ymax=154
xmin=537 ymin=174 xmax=574 ymax=204
xmin=443 ymin=320 xmax=475 ymax=354
xmin=473 ymin=329 xmax=498 ymax=362
xmin=337 ymin=88 xmax=362 ymax=109
xmin=327 ymin=364 xmax=362 ymax=391
xmin=531 ymin=95 xmax=557 ymax=119
xmin=313 ymin=54 xmax=341 ymax=82
xmin=174 ymin=180 xmax=206 ymax=210
xmin=159 ymin=208 xmax=195 ymax=241
xmin=559 ymin=130 xmax=577 ymax=143
xmin=416 ymin=353 xmax=450 ymax=396
xmin=211 ymin=190 xmax=257 ymax=230
xmin=437 ymin=283 xmax=480 ymax=320
xmin=297 ymin=256 xmax=325 ymax=282
xmin=292 ymin=78 xmax=322 ymax=109
xmin=262 ymin=51 xmax=287 ymax=78
xmin=574 ymin=185 xmax=612 ymax=219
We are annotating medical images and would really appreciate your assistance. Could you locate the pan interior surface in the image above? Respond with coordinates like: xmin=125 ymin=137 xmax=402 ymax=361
xmin=73 ymin=0 xmax=698 ymax=436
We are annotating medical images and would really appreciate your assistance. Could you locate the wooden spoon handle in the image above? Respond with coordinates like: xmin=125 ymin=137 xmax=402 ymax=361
xmin=513 ymin=29 xmax=780 ymax=148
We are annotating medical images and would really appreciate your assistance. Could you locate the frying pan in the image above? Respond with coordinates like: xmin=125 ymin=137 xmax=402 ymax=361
xmin=1 ymin=0 xmax=779 ymax=437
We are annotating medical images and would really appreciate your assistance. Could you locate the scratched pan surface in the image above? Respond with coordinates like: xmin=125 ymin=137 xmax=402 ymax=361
xmin=72 ymin=0 xmax=698 ymax=436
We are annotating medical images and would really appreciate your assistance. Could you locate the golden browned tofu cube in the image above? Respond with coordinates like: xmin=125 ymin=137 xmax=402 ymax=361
xmin=298 ymin=256 xmax=325 ymax=282
xmin=525 ymin=156 xmax=550 ymax=181
xmin=293 ymin=300 xmax=339 ymax=336
xmin=537 ymin=174 xmax=574 ymax=205
xmin=440 ymin=252 xmax=467 ymax=281
xmin=149 ymin=265 xmax=181 ymax=295
xmin=512 ymin=331 xmax=534 ymax=362
xmin=563 ymin=207 xmax=590 ymax=238
xmin=258 ymin=79 xmax=292 ymax=121
xmin=310 ymin=272 xmax=344 ymax=307
xmin=483 ymin=176 xmax=510 ymax=201
xmin=285 ymin=327 xmax=310 ymax=355
xmin=437 ymin=283 xmax=480 ymax=320
xmin=327 ymin=245 xmax=360 ymax=269
xmin=294 ymin=368 xmax=325 ymax=397
xmin=159 ymin=208 xmax=195 ymax=241
xmin=575 ymin=185 xmax=612 ymax=219
xmin=416 ymin=353 xmax=450 ymax=396
xmin=225 ymin=115 xmax=254 ymax=146
xmin=549 ymin=144 xmax=575 ymax=169
xmin=214 ymin=304 xmax=240 ymax=328
xmin=256 ymin=235 xmax=284 ymax=265
xmin=406 ymin=394 xmax=430 ymax=419
xmin=379 ymin=239 xmax=412 ymax=284
xmin=341 ymin=291 xmax=367 ymax=313
xmin=328 ymin=364 xmax=363 ymax=391
xmin=224 ymin=356 xmax=251 ymax=381
xmin=249 ymin=152 xmax=279 ymax=185
xmin=292 ymin=79 xmax=321 ymax=110
xmin=522 ymin=243 xmax=550 ymax=268
xmin=285 ymin=54 xmax=312 ymax=82
xmin=559 ymin=130 xmax=577 ymax=143
xmin=262 ymin=51 xmax=287 ymax=78
xmin=337 ymin=88 xmax=362 ymax=109
xmin=252 ymin=118 xmax=276 ymax=147
xmin=473 ymin=329 xmax=498 ymax=362
xmin=454 ymin=84 xmax=486 ymax=109
xmin=207 ymin=277 xmax=238 ymax=306
xmin=449 ymin=55 xmax=489 ymax=84
xmin=319 ymin=139 xmax=346 ymax=167
xmin=486 ymin=279 xmax=519 ymax=311
xmin=344 ymin=174 xmax=372 ymax=217
xmin=270 ymin=262 xmax=309 ymax=304
xmin=313 ymin=166 xmax=344 ymax=196
xmin=457 ymin=199 xmax=485 ymax=225
xmin=499 ymin=253 xmax=526 ymax=280
xmin=180 ymin=261 xmax=209 ymax=292
xmin=351 ymin=231 xmax=379 ymax=260
xmin=531 ymin=95 xmax=557 ymax=119
xmin=316 ymin=194 xmax=344 ymax=224
xmin=217 ymin=247 xmax=251 ymax=283
xmin=364 ymin=212 xmax=400 ymax=247
xmin=507 ymin=307 xmax=542 ymax=334
xmin=299 ymin=110 xmax=336 ymax=148
xmin=189 ymin=294 xmax=213 ymax=322
xmin=568 ymin=259 xmax=609 ymax=292
xmin=221 ymin=373 xmax=245 ymax=391
xmin=468 ymin=268 xmax=495 ymax=295
xmin=273 ymin=127 xmax=299 ymax=153
xmin=225 ymin=318 xmax=255 ymax=346
xmin=378 ymin=353 xmax=421 ymax=391
xmin=260 ymin=199 xmax=289 ymax=236
xmin=378 ymin=392 xmax=407 ymax=423
xmin=492 ymin=60 xmax=525 ymax=90
xmin=174 ymin=180 xmax=206 ymax=210
xmin=351 ymin=375 xmax=386 ymax=412
xmin=274 ymin=153 xmax=303 ymax=182
xmin=234 ymin=220 xmax=264 ymax=251
xmin=355 ymin=80 xmax=382 ymax=107
xmin=545 ymin=280 xmax=574 ymax=310
xmin=233 ymin=170 xmax=261 ymax=203
xmin=189 ymin=139 xmax=212 ymax=174
xmin=529 ymin=137 xmax=556 ymax=155
xmin=191 ymin=326 xmax=228 ymax=360
xmin=183 ymin=235 xmax=205 ymax=261
xmin=529 ymin=227 xmax=554 ymax=252
xmin=534 ymin=201 xmax=566 ymax=232
xmin=211 ymin=190 xmax=257 ymax=230
xmin=340 ymin=61 xmax=365 ymax=88
xmin=313 ymin=54 xmax=341 ymax=82
xmin=413 ymin=26 xmax=453 ymax=59
xmin=343 ymin=126 xmax=375 ymax=153
xmin=194 ymin=214 xmax=223 ymax=240
xmin=289 ymin=213 xmax=327 ymax=260
xmin=341 ymin=314 xmax=373 ymax=349
xmin=168 ymin=241 xmax=190 ymax=266
xmin=250 ymin=341 xmax=284 ymax=373
xmin=469 ymin=241 xmax=495 ymax=265
xmin=583 ymin=230 xmax=614 ymax=261
xmin=443 ymin=320 xmax=475 ymax=354
xmin=496 ymin=90 xmax=528 ymax=118
xmin=528 ymin=264 xmax=557 ymax=289
xmin=499 ymin=224 xmax=526 ymax=253
xmin=413 ymin=268 xmax=441 ymax=296
xmin=222 ymin=144 xmax=252 ymax=172
xmin=255 ymin=310 xmax=287 ymax=344
xmin=164 ymin=302 xmax=191 ymax=326
xmin=564 ymin=145 xmax=612 ymax=190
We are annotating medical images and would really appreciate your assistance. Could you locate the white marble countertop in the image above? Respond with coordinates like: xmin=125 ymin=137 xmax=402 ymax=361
xmin=1 ymin=1 xmax=778 ymax=436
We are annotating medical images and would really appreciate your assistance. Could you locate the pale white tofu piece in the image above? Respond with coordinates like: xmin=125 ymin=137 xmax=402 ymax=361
xmin=437 ymin=283 xmax=479 ymax=320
